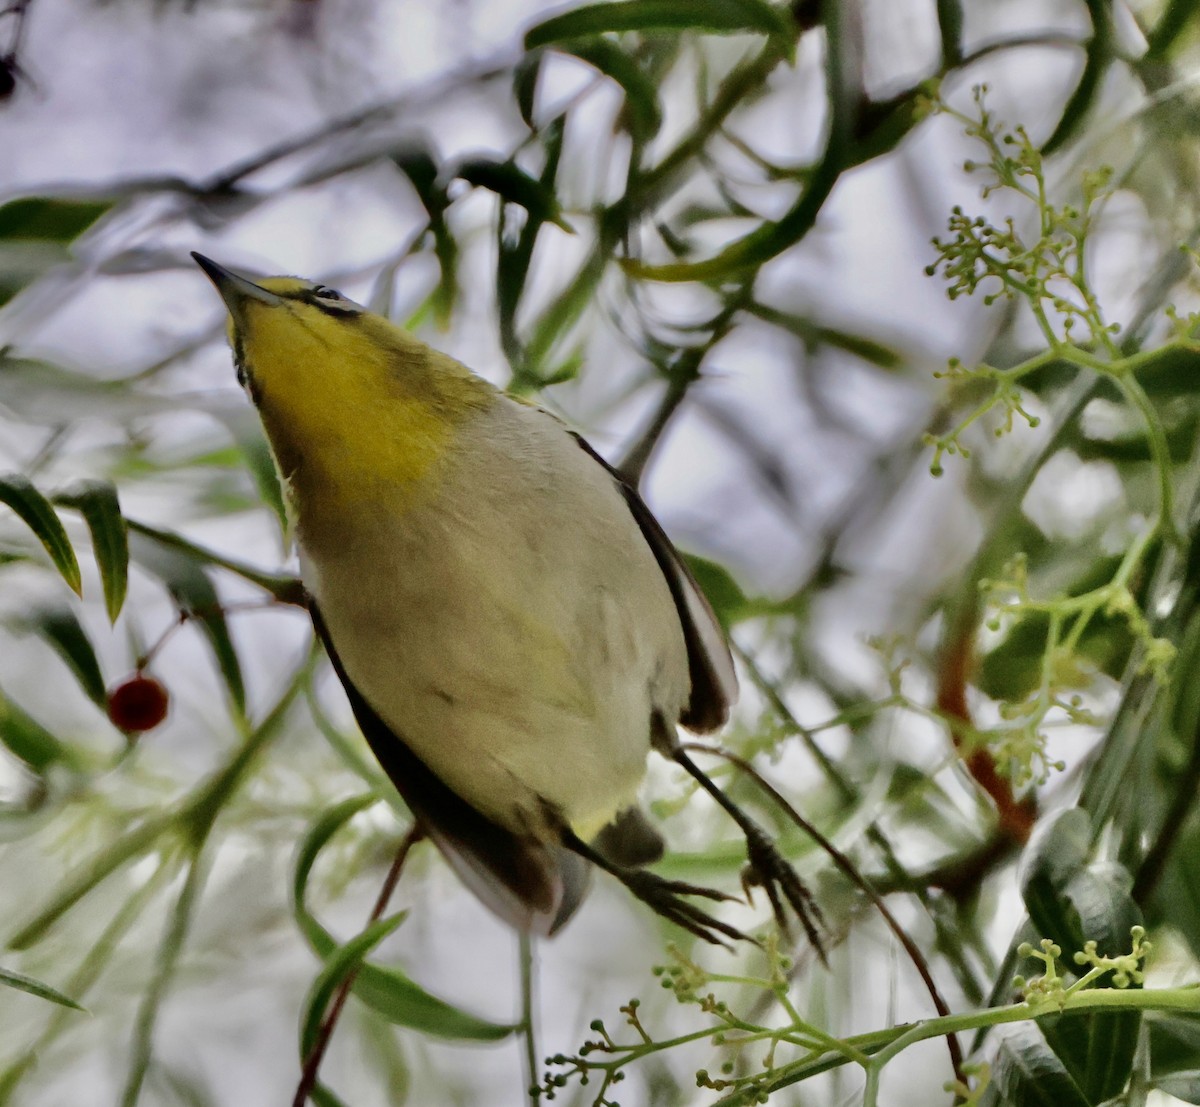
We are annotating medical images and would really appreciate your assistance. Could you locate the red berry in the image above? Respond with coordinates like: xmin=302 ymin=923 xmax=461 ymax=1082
xmin=107 ymin=674 xmax=170 ymax=733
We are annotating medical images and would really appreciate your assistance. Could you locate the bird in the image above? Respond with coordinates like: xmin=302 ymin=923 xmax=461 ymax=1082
xmin=192 ymin=252 xmax=822 ymax=950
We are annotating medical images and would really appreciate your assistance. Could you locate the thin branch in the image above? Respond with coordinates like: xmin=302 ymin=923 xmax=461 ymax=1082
xmin=292 ymin=824 xmax=424 ymax=1107
xmin=518 ymin=931 xmax=539 ymax=1107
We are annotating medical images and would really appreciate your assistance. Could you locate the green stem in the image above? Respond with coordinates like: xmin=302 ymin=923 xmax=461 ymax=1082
xmin=1116 ymin=373 xmax=1179 ymax=543
xmin=0 ymin=859 xmax=179 ymax=1105
xmin=519 ymin=932 xmax=539 ymax=1107
xmin=6 ymin=811 xmax=180 ymax=950
xmin=759 ymin=984 xmax=1200 ymax=1099
xmin=127 ymin=519 xmax=305 ymax=604
xmin=119 ymin=848 xmax=210 ymax=1107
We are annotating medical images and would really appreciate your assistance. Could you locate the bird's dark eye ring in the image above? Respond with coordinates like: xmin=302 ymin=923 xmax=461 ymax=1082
xmin=312 ymin=285 xmax=343 ymax=300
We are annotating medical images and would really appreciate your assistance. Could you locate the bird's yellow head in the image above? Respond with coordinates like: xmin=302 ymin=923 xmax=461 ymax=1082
xmin=192 ymin=253 xmax=494 ymax=529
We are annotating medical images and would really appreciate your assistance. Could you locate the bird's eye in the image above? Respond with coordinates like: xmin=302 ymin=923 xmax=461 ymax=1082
xmin=312 ymin=285 xmax=343 ymax=300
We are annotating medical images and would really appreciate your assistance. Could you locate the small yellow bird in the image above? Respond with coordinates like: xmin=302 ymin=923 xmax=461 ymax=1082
xmin=193 ymin=253 xmax=820 ymax=947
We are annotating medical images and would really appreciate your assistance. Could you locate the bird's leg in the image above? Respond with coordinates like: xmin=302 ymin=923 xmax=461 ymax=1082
xmin=672 ymin=746 xmax=827 ymax=962
xmin=563 ymin=830 xmax=749 ymax=949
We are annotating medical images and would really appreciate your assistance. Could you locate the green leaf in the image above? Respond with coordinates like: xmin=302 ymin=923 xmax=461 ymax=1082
xmin=0 ymin=197 xmax=112 ymax=241
xmin=391 ymin=146 xmax=459 ymax=329
xmin=1148 ymin=814 xmax=1200 ymax=963
xmin=294 ymin=795 xmax=380 ymax=950
xmin=293 ymin=797 xmax=516 ymax=1042
xmin=208 ymin=408 xmax=288 ymax=535
xmin=129 ymin=535 xmax=246 ymax=714
xmin=0 ymin=473 xmax=82 ymax=596
xmin=0 ymin=966 xmax=85 ymax=1011
xmin=1060 ymin=865 xmax=1142 ymax=958
xmin=1017 ymin=808 xmax=1143 ymax=1102
xmin=991 ymin=1023 xmax=1091 ymax=1107
xmin=7 ymin=811 xmax=176 ymax=950
xmin=1147 ymin=0 xmax=1200 ymax=57
xmin=1041 ymin=0 xmax=1113 ymax=156
xmin=684 ymin=555 xmax=754 ymax=628
xmin=525 ymin=0 xmax=794 ymax=49
xmin=125 ymin=519 xmax=303 ymax=605
xmin=22 ymin=605 xmax=106 ymax=708
xmin=565 ymin=39 xmax=663 ymax=141
xmin=55 ymin=480 xmax=129 ymax=622
xmin=300 ymin=911 xmax=409 ymax=1057
xmin=1019 ymin=808 xmax=1092 ymax=946
xmin=1040 ymin=1008 xmax=1140 ymax=1104
xmin=935 ymin=0 xmax=964 ymax=65
xmin=0 ymin=689 xmax=80 ymax=773
xmin=1019 ymin=807 xmax=1145 ymax=959
xmin=1150 ymin=1014 xmax=1200 ymax=1100
xmin=455 ymin=158 xmax=571 ymax=230
xmin=497 ymin=117 xmax=567 ymax=370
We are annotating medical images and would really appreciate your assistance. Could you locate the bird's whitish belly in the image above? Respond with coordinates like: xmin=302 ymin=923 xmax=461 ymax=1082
xmin=299 ymin=402 xmax=691 ymax=838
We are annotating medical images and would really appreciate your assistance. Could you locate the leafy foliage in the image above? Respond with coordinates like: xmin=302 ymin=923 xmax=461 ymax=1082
xmin=5 ymin=1 xmax=1200 ymax=1106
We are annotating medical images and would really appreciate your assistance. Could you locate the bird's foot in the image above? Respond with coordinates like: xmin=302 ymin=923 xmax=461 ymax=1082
xmin=619 ymin=869 xmax=749 ymax=949
xmin=740 ymin=823 xmax=827 ymax=963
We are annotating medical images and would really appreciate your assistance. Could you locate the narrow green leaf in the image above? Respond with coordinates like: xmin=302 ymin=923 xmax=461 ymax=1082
xmin=566 ymin=39 xmax=663 ymax=141
xmin=0 ymin=966 xmax=85 ymax=1011
xmin=310 ymin=1082 xmax=352 ymax=1107
xmin=56 ymin=480 xmax=129 ymax=622
xmin=1042 ymin=0 xmax=1113 ymax=155
xmin=293 ymin=797 xmax=515 ymax=1042
xmin=1148 ymin=815 xmax=1200 ymax=963
xmin=0 ymin=689 xmax=80 ymax=773
xmin=125 ymin=519 xmax=304 ymax=605
xmin=22 ymin=605 xmax=106 ymax=708
xmin=935 ymin=0 xmax=963 ymax=65
xmin=497 ymin=116 xmax=566 ymax=371
xmin=1021 ymin=810 xmax=1142 ymax=961
xmin=1134 ymin=345 xmax=1200 ymax=398
xmin=1147 ymin=0 xmax=1200 ymax=57
xmin=525 ymin=0 xmax=794 ymax=49
xmin=846 ymin=86 xmax=930 ymax=168
xmin=455 ymin=158 xmax=571 ymax=230
xmin=0 ymin=197 xmax=112 ymax=241
xmin=229 ymin=418 xmax=288 ymax=534
xmin=8 ymin=813 xmax=176 ymax=948
xmin=1017 ymin=808 xmax=1143 ymax=1102
xmin=513 ymin=49 xmax=542 ymax=127
xmin=294 ymin=795 xmax=380 ymax=951
xmin=391 ymin=147 xmax=459 ymax=329
xmin=344 ymin=955 xmax=515 ymax=1041
xmin=128 ymin=535 xmax=246 ymax=714
xmin=0 ymin=473 xmax=82 ymax=596
xmin=625 ymin=96 xmax=844 ymax=280
xmin=300 ymin=912 xmax=409 ymax=1057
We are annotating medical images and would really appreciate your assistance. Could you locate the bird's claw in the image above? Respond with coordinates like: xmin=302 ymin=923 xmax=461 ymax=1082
xmin=622 ymin=870 xmax=748 ymax=949
xmin=741 ymin=825 xmax=827 ymax=963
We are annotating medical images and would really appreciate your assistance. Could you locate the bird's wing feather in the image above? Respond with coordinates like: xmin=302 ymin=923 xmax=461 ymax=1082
xmin=570 ymin=434 xmax=738 ymax=734
xmin=311 ymin=603 xmax=590 ymax=936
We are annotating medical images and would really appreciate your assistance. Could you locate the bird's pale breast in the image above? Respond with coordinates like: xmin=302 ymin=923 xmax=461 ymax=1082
xmin=299 ymin=398 xmax=692 ymax=839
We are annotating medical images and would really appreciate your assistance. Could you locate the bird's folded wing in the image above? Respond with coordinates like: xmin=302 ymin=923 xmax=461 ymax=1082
xmin=570 ymin=434 xmax=738 ymax=734
xmin=311 ymin=603 xmax=591 ymax=936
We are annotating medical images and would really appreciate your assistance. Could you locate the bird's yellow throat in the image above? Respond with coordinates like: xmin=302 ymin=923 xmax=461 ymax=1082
xmin=229 ymin=278 xmax=494 ymax=527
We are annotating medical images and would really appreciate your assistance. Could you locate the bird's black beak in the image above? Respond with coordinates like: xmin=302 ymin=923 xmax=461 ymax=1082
xmin=191 ymin=253 xmax=284 ymax=314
